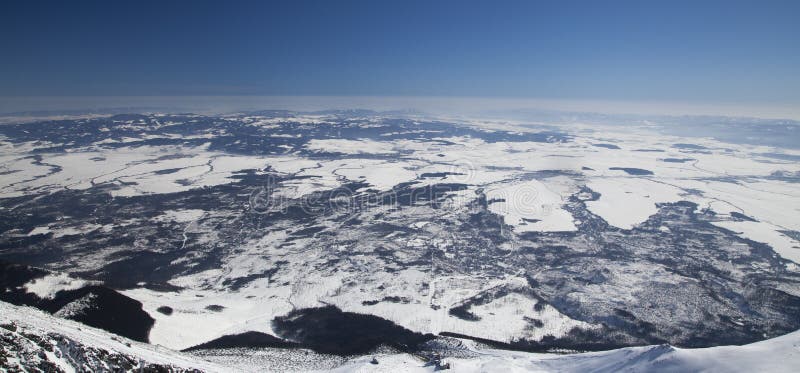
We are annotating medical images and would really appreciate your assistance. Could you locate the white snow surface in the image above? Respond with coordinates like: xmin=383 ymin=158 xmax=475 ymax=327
xmin=585 ymin=177 xmax=684 ymax=229
xmin=306 ymin=138 xmax=398 ymax=155
xmin=23 ymin=273 xmax=96 ymax=299
xmin=485 ymin=179 xmax=577 ymax=232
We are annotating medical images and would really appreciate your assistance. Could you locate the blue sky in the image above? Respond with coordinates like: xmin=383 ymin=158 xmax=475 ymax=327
xmin=1 ymin=0 xmax=798 ymax=105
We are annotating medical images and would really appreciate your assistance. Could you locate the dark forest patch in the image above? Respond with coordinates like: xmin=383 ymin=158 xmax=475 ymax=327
xmin=272 ymin=306 xmax=434 ymax=355
xmin=182 ymin=331 xmax=298 ymax=351
xmin=608 ymin=167 xmax=653 ymax=175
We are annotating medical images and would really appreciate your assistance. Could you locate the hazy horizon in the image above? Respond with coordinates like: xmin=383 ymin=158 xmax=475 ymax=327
xmin=2 ymin=95 xmax=800 ymax=122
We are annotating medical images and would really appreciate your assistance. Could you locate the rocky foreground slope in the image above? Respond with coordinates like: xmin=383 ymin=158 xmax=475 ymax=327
xmin=0 ymin=300 xmax=223 ymax=372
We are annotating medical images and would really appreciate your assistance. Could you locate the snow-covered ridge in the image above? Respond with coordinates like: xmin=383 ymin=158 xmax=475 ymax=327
xmin=330 ymin=329 xmax=800 ymax=373
xmin=3 ymin=299 xmax=799 ymax=372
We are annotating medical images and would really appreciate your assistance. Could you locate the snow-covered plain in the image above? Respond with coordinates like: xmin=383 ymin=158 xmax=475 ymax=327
xmin=111 ymin=116 xmax=800 ymax=350
xmin=1 ymin=112 xmax=799 ymax=370
xmin=485 ymin=179 xmax=578 ymax=232
xmin=2 ymin=116 xmax=797 ymax=244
